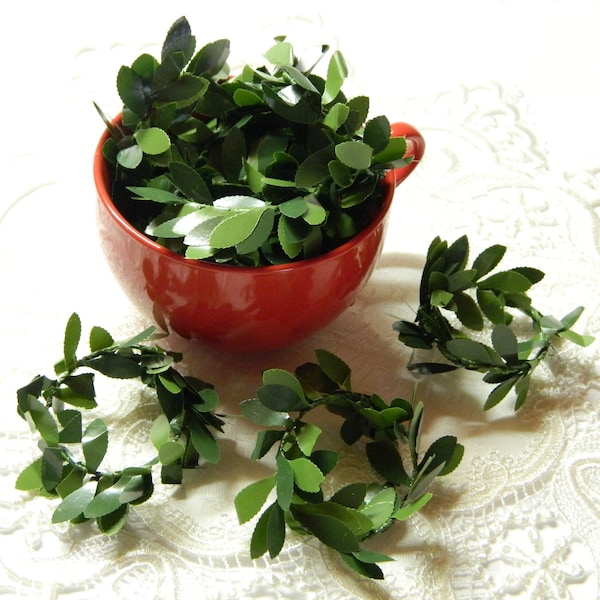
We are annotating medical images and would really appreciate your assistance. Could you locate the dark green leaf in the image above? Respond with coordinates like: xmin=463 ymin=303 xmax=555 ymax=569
xmin=491 ymin=324 xmax=519 ymax=364
xmin=117 ymin=66 xmax=148 ymax=117
xmin=251 ymin=430 xmax=285 ymax=461
xmin=453 ymin=292 xmax=484 ymax=330
xmin=276 ymin=452 xmax=294 ymax=511
xmin=267 ymin=502 xmax=286 ymax=558
xmin=309 ymin=449 xmax=339 ymax=476
xmin=292 ymin=507 xmax=359 ymax=553
xmin=446 ymin=338 xmax=506 ymax=367
xmin=335 ymin=141 xmax=372 ymax=170
xmin=472 ymin=244 xmax=506 ymax=278
xmin=161 ymin=16 xmax=195 ymax=65
xmin=169 ymin=161 xmax=212 ymax=203
xmin=57 ymin=409 xmax=82 ymax=443
xmin=363 ymin=116 xmax=390 ymax=153
xmin=330 ymin=483 xmax=367 ymax=508
xmin=476 ymin=289 xmax=506 ymax=325
xmin=82 ymin=355 xmax=143 ymax=379
xmin=41 ymin=447 xmax=64 ymax=492
xmin=366 ymin=441 xmax=410 ymax=485
xmin=338 ymin=552 xmax=384 ymax=580
xmin=189 ymin=39 xmax=230 ymax=76
xmin=96 ymin=503 xmax=129 ymax=535
xmin=257 ymin=383 xmax=309 ymax=412
xmin=483 ymin=377 xmax=518 ymax=410
xmin=315 ymin=349 xmax=351 ymax=389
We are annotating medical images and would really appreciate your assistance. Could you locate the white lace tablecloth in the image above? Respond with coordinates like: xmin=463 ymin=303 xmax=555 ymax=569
xmin=1 ymin=2 xmax=599 ymax=598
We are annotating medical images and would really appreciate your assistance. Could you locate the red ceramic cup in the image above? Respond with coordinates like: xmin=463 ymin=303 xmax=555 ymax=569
xmin=95 ymin=122 xmax=424 ymax=352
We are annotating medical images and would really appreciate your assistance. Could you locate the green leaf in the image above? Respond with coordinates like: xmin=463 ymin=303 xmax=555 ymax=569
xmin=323 ymin=102 xmax=350 ymax=131
xmin=363 ymin=116 xmax=390 ymax=154
xmin=209 ymin=207 xmax=267 ymax=248
xmin=483 ymin=377 xmax=518 ymax=410
xmin=251 ymin=429 xmax=285 ymax=461
xmin=295 ymin=146 xmax=335 ymax=188
xmin=264 ymin=40 xmax=294 ymax=66
xmin=240 ymin=398 xmax=289 ymax=427
xmin=323 ymin=50 xmax=348 ymax=104
xmin=330 ymin=483 xmax=367 ymax=509
xmin=276 ymin=452 xmax=294 ymax=511
xmin=168 ymin=161 xmax=213 ymax=204
xmin=117 ymin=145 xmax=144 ymax=169
xmin=27 ymin=397 xmax=59 ymax=445
xmin=96 ymin=503 xmax=129 ymax=535
xmin=446 ymin=338 xmax=506 ymax=367
xmin=89 ymin=326 xmax=114 ymax=352
xmin=117 ymin=65 xmax=148 ymax=117
xmin=360 ymin=486 xmax=397 ymax=530
xmin=63 ymin=312 xmax=81 ymax=370
xmin=82 ymin=419 xmax=108 ymax=473
xmin=472 ymin=244 xmax=506 ymax=278
xmin=235 ymin=475 xmax=276 ymax=524
xmin=365 ymin=442 xmax=410 ymax=486
xmin=453 ymin=292 xmax=484 ymax=330
xmin=491 ymin=324 xmax=519 ymax=364
xmin=419 ymin=436 xmax=463 ymax=476
xmin=57 ymin=409 xmax=82 ymax=443
xmin=315 ymin=349 xmax=351 ymax=389
xmin=296 ymin=423 xmax=322 ymax=456
xmin=334 ymin=141 xmax=372 ymax=170
xmin=477 ymin=289 xmax=506 ymax=325
xmin=154 ymin=74 xmax=208 ymax=107
xmin=189 ymin=420 xmax=220 ymax=464
xmin=558 ymin=329 xmax=595 ymax=347
xmin=338 ymin=552 xmax=384 ymax=580
xmin=189 ymin=39 xmax=230 ymax=77
xmin=127 ymin=186 xmax=183 ymax=205
xmin=52 ymin=486 xmax=95 ymax=523
xmin=84 ymin=478 xmax=130 ymax=518
xmin=158 ymin=440 xmax=185 ymax=465
xmin=15 ymin=458 xmax=43 ymax=491
xmin=478 ymin=270 xmax=534 ymax=293
xmin=257 ymin=383 xmax=309 ymax=412
xmin=267 ymin=503 xmax=286 ymax=558
xmin=288 ymin=457 xmax=324 ymax=493
xmin=250 ymin=504 xmax=272 ymax=559
xmin=41 ymin=447 xmax=64 ymax=492
xmin=393 ymin=492 xmax=433 ymax=520
xmin=134 ymin=128 xmax=171 ymax=155
xmin=150 ymin=414 xmax=173 ymax=452
xmin=292 ymin=508 xmax=359 ymax=553
xmin=81 ymin=355 xmax=143 ymax=379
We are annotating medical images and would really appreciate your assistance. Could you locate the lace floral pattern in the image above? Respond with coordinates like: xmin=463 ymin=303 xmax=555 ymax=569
xmin=1 ymin=10 xmax=599 ymax=599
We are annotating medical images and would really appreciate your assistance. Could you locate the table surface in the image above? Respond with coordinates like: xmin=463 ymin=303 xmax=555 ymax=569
xmin=1 ymin=2 xmax=599 ymax=599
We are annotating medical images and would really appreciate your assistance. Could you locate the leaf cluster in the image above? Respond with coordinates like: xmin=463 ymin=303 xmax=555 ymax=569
xmin=235 ymin=349 xmax=463 ymax=579
xmin=15 ymin=313 xmax=224 ymax=534
xmin=394 ymin=236 xmax=594 ymax=410
xmin=98 ymin=17 xmax=413 ymax=266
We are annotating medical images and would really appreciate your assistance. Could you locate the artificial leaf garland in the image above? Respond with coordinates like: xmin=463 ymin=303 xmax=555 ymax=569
xmin=97 ymin=16 xmax=414 ymax=266
xmin=235 ymin=349 xmax=463 ymax=580
xmin=15 ymin=313 xmax=224 ymax=534
xmin=394 ymin=235 xmax=595 ymax=410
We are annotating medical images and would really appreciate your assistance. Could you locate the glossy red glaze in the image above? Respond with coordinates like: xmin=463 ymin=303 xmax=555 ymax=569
xmin=94 ymin=122 xmax=424 ymax=352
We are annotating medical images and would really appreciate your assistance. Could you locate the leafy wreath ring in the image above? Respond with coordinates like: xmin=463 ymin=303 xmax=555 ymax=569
xmin=15 ymin=235 xmax=593 ymax=579
xmin=16 ymin=313 xmax=462 ymax=580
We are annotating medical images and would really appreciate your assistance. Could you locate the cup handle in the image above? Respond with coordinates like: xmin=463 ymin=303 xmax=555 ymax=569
xmin=389 ymin=122 xmax=426 ymax=187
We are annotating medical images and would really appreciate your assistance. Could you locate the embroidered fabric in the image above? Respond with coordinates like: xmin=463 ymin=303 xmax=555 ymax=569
xmin=1 ymin=4 xmax=598 ymax=599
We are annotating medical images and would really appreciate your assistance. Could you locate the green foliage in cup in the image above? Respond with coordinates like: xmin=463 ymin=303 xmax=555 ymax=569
xmin=97 ymin=17 xmax=413 ymax=266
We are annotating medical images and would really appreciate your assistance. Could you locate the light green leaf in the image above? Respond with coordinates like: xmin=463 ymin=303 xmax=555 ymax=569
xmin=150 ymin=414 xmax=171 ymax=450
xmin=288 ymin=457 xmax=324 ymax=492
xmin=393 ymin=492 xmax=433 ymax=520
xmin=15 ymin=458 xmax=43 ymax=491
xmin=63 ymin=312 xmax=81 ymax=370
xmin=189 ymin=420 xmax=220 ymax=464
xmin=52 ymin=485 xmax=95 ymax=523
xmin=323 ymin=50 xmax=348 ymax=104
xmin=89 ymin=326 xmax=114 ymax=352
xmin=209 ymin=207 xmax=267 ymax=248
xmin=134 ymin=127 xmax=171 ymax=155
xmin=264 ymin=41 xmax=294 ymax=66
xmin=323 ymin=102 xmax=350 ymax=131
xmin=239 ymin=397 xmax=289 ymax=427
xmin=117 ymin=145 xmax=144 ymax=169
xmin=235 ymin=475 xmax=276 ymax=523
xmin=335 ymin=141 xmax=372 ymax=170
xmin=296 ymin=423 xmax=322 ymax=456
xmin=276 ymin=452 xmax=294 ymax=511
xmin=361 ymin=486 xmax=397 ymax=530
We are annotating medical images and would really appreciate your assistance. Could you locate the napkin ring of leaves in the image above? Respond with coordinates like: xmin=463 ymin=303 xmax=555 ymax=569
xmin=235 ymin=349 xmax=463 ymax=579
xmin=15 ymin=313 xmax=224 ymax=534
xmin=394 ymin=235 xmax=594 ymax=411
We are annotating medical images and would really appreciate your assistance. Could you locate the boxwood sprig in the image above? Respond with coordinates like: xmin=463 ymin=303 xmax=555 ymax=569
xmin=15 ymin=313 xmax=224 ymax=534
xmin=394 ymin=235 xmax=595 ymax=410
xmin=235 ymin=349 xmax=463 ymax=580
